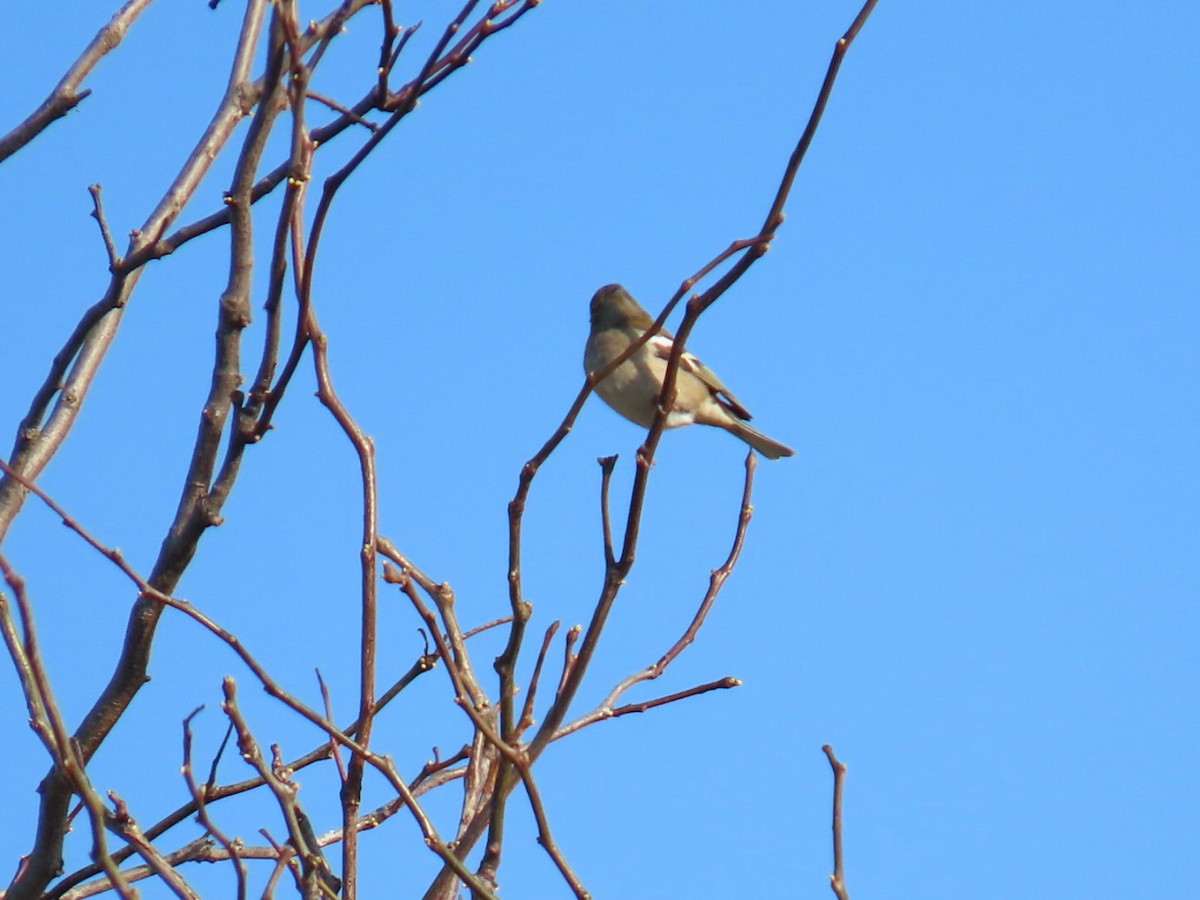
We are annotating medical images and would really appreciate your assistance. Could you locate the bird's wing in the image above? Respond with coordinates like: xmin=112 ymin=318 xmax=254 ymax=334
xmin=649 ymin=333 xmax=754 ymax=421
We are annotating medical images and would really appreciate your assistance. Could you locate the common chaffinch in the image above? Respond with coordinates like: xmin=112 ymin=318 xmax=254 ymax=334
xmin=583 ymin=284 xmax=795 ymax=459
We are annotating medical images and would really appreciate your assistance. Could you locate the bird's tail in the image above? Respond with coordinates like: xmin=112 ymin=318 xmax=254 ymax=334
xmin=723 ymin=418 xmax=795 ymax=460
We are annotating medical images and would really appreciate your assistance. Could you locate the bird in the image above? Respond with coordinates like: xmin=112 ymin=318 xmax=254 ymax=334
xmin=583 ymin=283 xmax=794 ymax=459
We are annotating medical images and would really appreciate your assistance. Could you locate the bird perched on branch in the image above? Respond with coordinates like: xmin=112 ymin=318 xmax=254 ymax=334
xmin=583 ymin=284 xmax=794 ymax=459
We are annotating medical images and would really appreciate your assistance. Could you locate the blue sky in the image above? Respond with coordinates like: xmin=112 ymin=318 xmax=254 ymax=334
xmin=1 ymin=2 xmax=1197 ymax=898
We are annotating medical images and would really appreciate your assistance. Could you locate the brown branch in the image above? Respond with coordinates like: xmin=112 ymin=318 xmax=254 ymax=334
xmin=239 ymin=61 xmax=317 ymax=451
xmin=306 ymin=91 xmax=379 ymax=131
xmin=822 ymin=745 xmax=850 ymax=900
xmin=0 ymin=0 xmax=539 ymax=542
xmin=140 ymin=0 xmax=526 ymax=271
xmin=261 ymin=845 xmax=295 ymax=900
xmin=269 ymin=13 xmax=383 ymax=891
xmin=396 ymin=0 xmax=540 ymax=103
xmin=57 ymin=836 xmax=215 ymax=900
xmin=0 ymin=559 xmax=55 ymax=754
xmin=182 ymin=709 xmax=247 ymax=900
xmin=2 ymin=0 xmax=549 ymax=881
xmin=555 ymin=451 xmax=753 ymax=737
xmin=378 ymin=540 xmax=490 ymax=709
xmin=3 ymin=28 xmax=280 ymax=895
xmin=377 ymin=6 xmax=421 ymax=95
xmin=610 ymin=678 xmax=741 ymax=718
xmin=680 ymin=0 xmax=881 ymax=327
xmin=6 ymin=3 xmax=875 ymax=898
xmin=122 ymin=0 xmax=381 ymax=269
xmin=305 ymin=312 xmax=380 ymax=898
xmin=23 ymin=0 xmax=270 ymax=456
xmin=17 ymin=12 xmax=552 ymax=883
xmin=50 ymin=654 xmax=439 ymax=898
xmin=509 ymin=761 xmax=589 ymax=899
xmin=426 ymin=5 xmax=879 ymax=894
xmin=101 ymin=536 xmax=488 ymax=896
xmin=462 ymin=614 xmax=516 ymax=640
xmin=259 ymin=0 xmax=540 ymax=443
xmin=0 ymin=554 xmax=134 ymax=899
xmin=87 ymin=183 xmax=119 ymax=269
xmin=517 ymin=621 xmax=561 ymax=734
xmin=654 ymin=451 xmax=755 ymax=672
xmin=0 ymin=446 xmax=462 ymax=899
xmin=386 ymin=571 xmax=518 ymax=769
xmin=221 ymin=679 xmax=341 ymax=897
xmin=0 ymin=0 xmax=318 ymax=553
xmin=0 ymin=0 xmax=393 ymax=542
xmin=538 ymin=0 xmax=880 ymax=750
xmin=377 ymin=0 xmax=400 ymax=93
xmin=257 ymin=830 xmax=305 ymax=897
xmin=556 ymin=677 xmax=741 ymax=740
xmin=317 ymin=670 xmax=350 ymax=784
xmin=0 ymin=0 xmax=155 ymax=162
xmin=69 ymin=772 xmax=512 ymax=900
xmin=106 ymin=793 xmax=200 ymax=900
xmin=68 ymin=0 xmax=281 ymax=764
xmin=557 ymin=624 xmax=581 ymax=701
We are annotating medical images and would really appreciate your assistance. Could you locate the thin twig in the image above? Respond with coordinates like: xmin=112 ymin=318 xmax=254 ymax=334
xmin=427 ymin=6 xmax=880 ymax=893
xmin=306 ymin=90 xmax=379 ymax=131
xmin=556 ymin=624 xmax=581 ymax=702
xmin=510 ymin=761 xmax=589 ymax=899
xmin=654 ymin=451 xmax=756 ymax=672
xmin=107 ymin=792 xmax=201 ymax=900
xmin=182 ymin=709 xmax=247 ymax=900
xmin=87 ymin=184 xmax=120 ymax=269
xmin=221 ymin=679 xmax=341 ymax=896
xmin=317 ymin=670 xmax=349 ymax=783
xmin=50 ymin=647 xmax=438 ymax=898
xmin=555 ymin=677 xmax=740 ymax=740
xmin=462 ymin=615 xmax=516 ymax=641
xmin=518 ymin=621 xmax=561 ymax=733
xmin=1 ymin=453 xmax=471 ymax=894
xmin=822 ymin=745 xmax=850 ymax=900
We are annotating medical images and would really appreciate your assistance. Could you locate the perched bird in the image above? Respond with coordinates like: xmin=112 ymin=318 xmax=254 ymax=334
xmin=583 ymin=284 xmax=794 ymax=459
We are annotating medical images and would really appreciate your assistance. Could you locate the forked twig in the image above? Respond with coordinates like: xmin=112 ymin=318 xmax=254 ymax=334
xmin=422 ymin=5 xmax=880 ymax=896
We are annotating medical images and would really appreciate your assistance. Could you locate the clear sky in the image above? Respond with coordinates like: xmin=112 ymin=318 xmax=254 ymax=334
xmin=1 ymin=2 xmax=1197 ymax=898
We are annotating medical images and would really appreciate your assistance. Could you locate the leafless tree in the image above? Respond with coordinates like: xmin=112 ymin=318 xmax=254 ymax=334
xmin=0 ymin=2 xmax=875 ymax=897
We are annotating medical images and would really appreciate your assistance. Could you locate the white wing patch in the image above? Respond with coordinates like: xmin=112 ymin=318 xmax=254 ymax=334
xmin=648 ymin=332 xmax=753 ymax=421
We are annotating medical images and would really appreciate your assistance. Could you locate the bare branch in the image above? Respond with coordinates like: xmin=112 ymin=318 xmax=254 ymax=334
xmin=57 ymin=836 xmax=216 ymax=900
xmin=654 ymin=452 xmax=756 ymax=672
xmin=87 ymin=184 xmax=119 ymax=269
xmin=5 ymin=3 xmax=878 ymax=898
xmin=221 ymin=678 xmax=342 ymax=897
xmin=556 ymin=677 xmax=740 ymax=740
xmin=306 ymin=91 xmax=379 ymax=132
xmin=0 ymin=554 xmax=134 ymax=899
xmin=518 ymin=621 xmax=561 ymax=734
xmin=425 ymin=5 xmax=879 ymax=892
xmin=107 ymin=793 xmax=201 ymax=900
xmin=510 ymin=761 xmax=588 ymax=899
xmin=0 ymin=0 xmax=155 ymax=162
xmin=182 ymin=709 xmax=247 ymax=900
xmin=822 ymin=745 xmax=851 ymax=900
xmin=316 ymin=671 xmax=349 ymax=784
xmin=50 ymin=654 xmax=438 ymax=898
